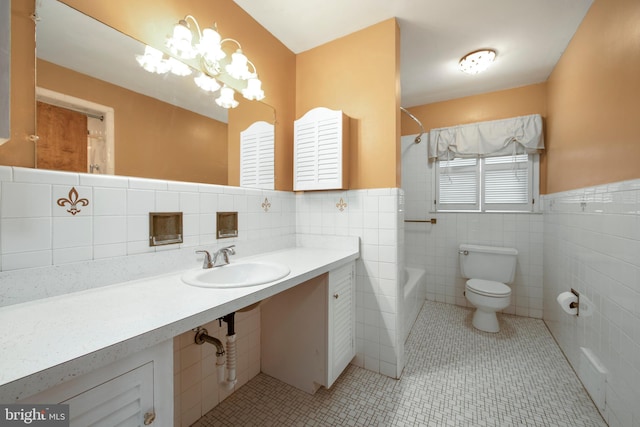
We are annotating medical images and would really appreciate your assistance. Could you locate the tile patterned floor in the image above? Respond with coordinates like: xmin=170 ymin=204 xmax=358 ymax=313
xmin=195 ymin=301 xmax=607 ymax=426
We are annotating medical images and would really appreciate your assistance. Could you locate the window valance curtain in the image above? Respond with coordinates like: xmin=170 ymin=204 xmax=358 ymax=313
xmin=428 ymin=114 xmax=544 ymax=161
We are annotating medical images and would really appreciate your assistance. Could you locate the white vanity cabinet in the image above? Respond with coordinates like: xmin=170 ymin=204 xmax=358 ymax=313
xmin=261 ymin=262 xmax=356 ymax=394
xmin=20 ymin=340 xmax=173 ymax=427
xmin=293 ymin=107 xmax=350 ymax=191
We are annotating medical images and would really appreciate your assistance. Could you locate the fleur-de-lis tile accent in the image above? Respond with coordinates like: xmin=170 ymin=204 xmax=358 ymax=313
xmin=57 ymin=187 xmax=90 ymax=216
xmin=336 ymin=197 xmax=347 ymax=212
xmin=262 ymin=197 xmax=271 ymax=212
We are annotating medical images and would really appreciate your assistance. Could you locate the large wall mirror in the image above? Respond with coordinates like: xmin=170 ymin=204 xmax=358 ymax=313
xmin=34 ymin=0 xmax=275 ymax=187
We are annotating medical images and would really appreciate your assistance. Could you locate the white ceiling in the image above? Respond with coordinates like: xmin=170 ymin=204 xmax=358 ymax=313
xmin=233 ymin=0 xmax=594 ymax=107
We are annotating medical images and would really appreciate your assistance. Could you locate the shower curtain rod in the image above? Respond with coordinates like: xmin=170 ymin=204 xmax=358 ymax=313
xmin=400 ymin=107 xmax=425 ymax=144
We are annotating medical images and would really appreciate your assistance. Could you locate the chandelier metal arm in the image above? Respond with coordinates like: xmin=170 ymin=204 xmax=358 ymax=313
xmin=182 ymin=15 xmax=203 ymax=40
xmin=220 ymin=38 xmax=242 ymax=50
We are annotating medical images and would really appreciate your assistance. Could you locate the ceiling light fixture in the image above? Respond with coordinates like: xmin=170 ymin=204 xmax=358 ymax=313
xmin=136 ymin=14 xmax=265 ymax=109
xmin=458 ymin=49 xmax=497 ymax=75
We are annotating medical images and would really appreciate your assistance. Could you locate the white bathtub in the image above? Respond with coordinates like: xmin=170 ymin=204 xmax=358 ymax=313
xmin=403 ymin=267 xmax=426 ymax=342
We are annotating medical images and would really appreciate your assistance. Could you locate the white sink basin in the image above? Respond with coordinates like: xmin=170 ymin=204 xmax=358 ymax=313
xmin=181 ymin=261 xmax=290 ymax=288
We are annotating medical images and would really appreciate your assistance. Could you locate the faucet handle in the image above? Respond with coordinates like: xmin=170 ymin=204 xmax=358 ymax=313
xmin=220 ymin=245 xmax=236 ymax=254
xmin=218 ymin=245 xmax=236 ymax=264
xmin=195 ymin=250 xmax=213 ymax=269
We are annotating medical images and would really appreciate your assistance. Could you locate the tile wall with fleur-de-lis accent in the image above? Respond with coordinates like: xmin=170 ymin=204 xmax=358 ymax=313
xmin=336 ymin=197 xmax=347 ymax=211
xmin=0 ymin=166 xmax=296 ymax=284
xmin=56 ymin=187 xmax=90 ymax=216
xmin=261 ymin=197 xmax=271 ymax=212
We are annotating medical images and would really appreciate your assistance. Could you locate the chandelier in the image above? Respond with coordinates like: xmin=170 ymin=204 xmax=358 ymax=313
xmin=136 ymin=14 xmax=265 ymax=109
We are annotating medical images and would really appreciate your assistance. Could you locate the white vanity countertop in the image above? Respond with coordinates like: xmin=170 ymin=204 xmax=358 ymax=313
xmin=0 ymin=243 xmax=359 ymax=401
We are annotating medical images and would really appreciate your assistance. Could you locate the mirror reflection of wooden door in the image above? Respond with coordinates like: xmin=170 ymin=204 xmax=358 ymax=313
xmin=36 ymin=101 xmax=88 ymax=172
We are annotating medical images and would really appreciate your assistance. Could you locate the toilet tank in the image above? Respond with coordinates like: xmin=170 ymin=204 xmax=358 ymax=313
xmin=459 ymin=244 xmax=518 ymax=284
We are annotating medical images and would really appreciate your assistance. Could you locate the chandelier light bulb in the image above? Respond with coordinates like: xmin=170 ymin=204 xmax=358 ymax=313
xmin=167 ymin=57 xmax=193 ymax=76
xmin=226 ymin=49 xmax=251 ymax=80
xmin=194 ymin=72 xmax=221 ymax=92
xmin=197 ymin=28 xmax=226 ymax=62
xmin=167 ymin=20 xmax=197 ymax=59
xmin=215 ymin=85 xmax=239 ymax=109
xmin=136 ymin=45 xmax=170 ymax=74
xmin=242 ymin=77 xmax=265 ymax=101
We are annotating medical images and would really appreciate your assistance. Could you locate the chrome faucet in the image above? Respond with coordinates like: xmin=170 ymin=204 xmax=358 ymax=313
xmin=195 ymin=250 xmax=214 ymax=269
xmin=216 ymin=245 xmax=236 ymax=266
xmin=195 ymin=245 xmax=236 ymax=269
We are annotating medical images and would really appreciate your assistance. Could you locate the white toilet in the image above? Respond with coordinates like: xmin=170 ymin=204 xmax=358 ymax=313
xmin=459 ymin=244 xmax=518 ymax=333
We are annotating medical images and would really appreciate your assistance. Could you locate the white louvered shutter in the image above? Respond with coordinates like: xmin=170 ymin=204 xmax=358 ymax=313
xmin=327 ymin=262 xmax=355 ymax=387
xmin=240 ymin=121 xmax=274 ymax=189
xmin=294 ymin=107 xmax=348 ymax=191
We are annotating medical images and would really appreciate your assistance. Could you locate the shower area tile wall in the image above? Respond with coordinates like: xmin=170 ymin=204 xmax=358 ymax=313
xmin=401 ymin=135 xmax=544 ymax=318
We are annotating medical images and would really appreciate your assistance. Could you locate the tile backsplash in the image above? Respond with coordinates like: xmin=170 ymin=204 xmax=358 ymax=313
xmin=0 ymin=166 xmax=296 ymax=306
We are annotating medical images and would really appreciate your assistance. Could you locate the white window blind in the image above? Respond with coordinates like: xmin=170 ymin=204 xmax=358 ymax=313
xmin=436 ymin=154 xmax=537 ymax=212
xmin=437 ymin=158 xmax=479 ymax=210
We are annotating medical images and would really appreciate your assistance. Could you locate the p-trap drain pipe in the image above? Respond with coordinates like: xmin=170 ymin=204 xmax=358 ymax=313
xmin=194 ymin=327 xmax=237 ymax=390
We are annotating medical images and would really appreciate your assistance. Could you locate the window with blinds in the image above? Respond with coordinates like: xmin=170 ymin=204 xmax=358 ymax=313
xmin=435 ymin=154 xmax=538 ymax=212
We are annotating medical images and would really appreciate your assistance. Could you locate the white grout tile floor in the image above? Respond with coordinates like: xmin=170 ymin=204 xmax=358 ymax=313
xmin=195 ymin=301 xmax=607 ymax=426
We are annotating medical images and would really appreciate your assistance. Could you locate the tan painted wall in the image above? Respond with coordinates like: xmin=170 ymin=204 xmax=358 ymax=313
xmin=0 ymin=0 xmax=36 ymax=167
xmin=296 ymin=19 xmax=401 ymax=189
xmin=545 ymin=0 xmax=640 ymax=194
xmin=402 ymin=83 xmax=548 ymax=191
xmin=38 ymin=60 xmax=228 ymax=184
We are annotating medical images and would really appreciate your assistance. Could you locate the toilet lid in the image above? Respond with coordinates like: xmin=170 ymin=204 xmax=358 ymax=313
xmin=466 ymin=279 xmax=511 ymax=297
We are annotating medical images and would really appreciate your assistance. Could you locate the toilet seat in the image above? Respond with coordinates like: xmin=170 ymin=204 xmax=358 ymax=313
xmin=466 ymin=279 xmax=511 ymax=297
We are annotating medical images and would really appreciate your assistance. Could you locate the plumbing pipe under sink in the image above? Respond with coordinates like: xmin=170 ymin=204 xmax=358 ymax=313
xmin=194 ymin=327 xmax=237 ymax=390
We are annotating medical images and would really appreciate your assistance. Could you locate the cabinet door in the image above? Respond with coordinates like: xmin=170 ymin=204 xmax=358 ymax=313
xmin=63 ymin=363 xmax=153 ymax=427
xmin=327 ymin=262 xmax=356 ymax=387
xmin=240 ymin=120 xmax=274 ymax=189
xmin=19 ymin=340 xmax=172 ymax=427
xmin=294 ymin=107 xmax=349 ymax=191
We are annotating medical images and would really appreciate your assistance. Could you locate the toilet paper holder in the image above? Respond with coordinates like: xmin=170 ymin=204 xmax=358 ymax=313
xmin=570 ymin=288 xmax=580 ymax=316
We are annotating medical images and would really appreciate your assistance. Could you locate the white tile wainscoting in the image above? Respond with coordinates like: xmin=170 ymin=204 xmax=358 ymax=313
xmin=295 ymin=188 xmax=405 ymax=378
xmin=543 ymin=179 xmax=640 ymax=427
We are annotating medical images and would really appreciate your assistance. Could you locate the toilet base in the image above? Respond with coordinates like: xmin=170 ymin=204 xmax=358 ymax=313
xmin=472 ymin=309 xmax=500 ymax=333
